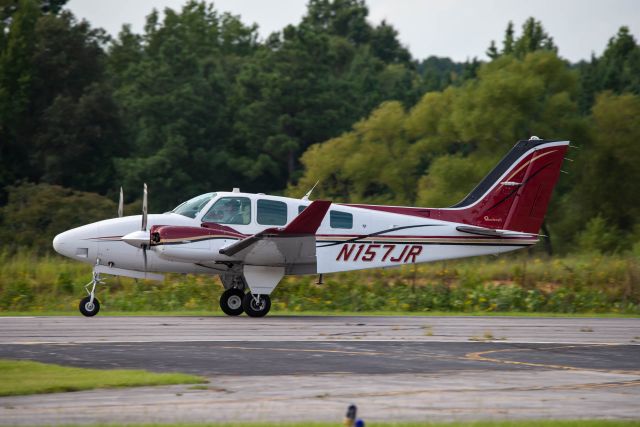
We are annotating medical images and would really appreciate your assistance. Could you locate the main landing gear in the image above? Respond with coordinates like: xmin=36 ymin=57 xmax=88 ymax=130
xmin=242 ymin=293 xmax=271 ymax=318
xmin=219 ymin=288 xmax=271 ymax=317
xmin=219 ymin=288 xmax=244 ymax=316
xmin=79 ymin=269 xmax=104 ymax=317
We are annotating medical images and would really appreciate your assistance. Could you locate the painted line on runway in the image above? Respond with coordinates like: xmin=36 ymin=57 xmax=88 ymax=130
xmin=220 ymin=345 xmax=388 ymax=356
xmin=464 ymin=343 xmax=640 ymax=375
xmin=216 ymin=346 xmax=467 ymax=363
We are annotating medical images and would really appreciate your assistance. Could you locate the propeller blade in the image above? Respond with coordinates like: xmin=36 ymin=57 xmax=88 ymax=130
xmin=141 ymin=183 xmax=148 ymax=231
xmin=118 ymin=187 xmax=124 ymax=218
xmin=142 ymin=245 xmax=148 ymax=272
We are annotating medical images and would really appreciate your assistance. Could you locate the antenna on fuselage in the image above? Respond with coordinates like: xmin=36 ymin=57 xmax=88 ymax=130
xmin=301 ymin=180 xmax=320 ymax=201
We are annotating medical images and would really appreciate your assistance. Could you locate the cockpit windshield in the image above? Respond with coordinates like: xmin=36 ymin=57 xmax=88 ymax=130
xmin=172 ymin=193 xmax=217 ymax=218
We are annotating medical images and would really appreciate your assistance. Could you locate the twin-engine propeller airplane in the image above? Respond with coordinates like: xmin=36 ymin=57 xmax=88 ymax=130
xmin=53 ymin=137 xmax=570 ymax=317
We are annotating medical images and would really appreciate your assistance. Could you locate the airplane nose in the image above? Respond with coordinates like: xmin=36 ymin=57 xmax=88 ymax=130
xmin=52 ymin=225 xmax=99 ymax=261
xmin=52 ymin=230 xmax=76 ymax=258
xmin=52 ymin=232 xmax=65 ymax=254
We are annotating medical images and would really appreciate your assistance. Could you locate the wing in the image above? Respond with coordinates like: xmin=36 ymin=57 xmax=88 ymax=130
xmin=218 ymin=200 xmax=332 ymax=268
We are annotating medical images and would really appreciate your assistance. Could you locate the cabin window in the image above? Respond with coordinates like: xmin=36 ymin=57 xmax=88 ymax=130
xmin=330 ymin=210 xmax=353 ymax=229
xmin=202 ymin=197 xmax=251 ymax=225
xmin=257 ymin=199 xmax=288 ymax=225
xmin=298 ymin=205 xmax=308 ymax=214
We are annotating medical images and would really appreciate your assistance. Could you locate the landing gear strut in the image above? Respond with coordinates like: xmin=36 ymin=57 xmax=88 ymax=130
xmin=79 ymin=269 xmax=104 ymax=317
xmin=219 ymin=288 xmax=245 ymax=316
xmin=242 ymin=293 xmax=271 ymax=318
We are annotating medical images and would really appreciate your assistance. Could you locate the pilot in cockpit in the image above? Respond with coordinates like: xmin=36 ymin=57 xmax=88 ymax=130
xmin=220 ymin=199 xmax=243 ymax=224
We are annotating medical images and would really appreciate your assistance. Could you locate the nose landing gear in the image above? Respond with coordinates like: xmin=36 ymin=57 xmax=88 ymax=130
xmin=79 ymin=295 xmax=100 ymax=317
xmin=79 ymin=266 xmax=104 ymax=317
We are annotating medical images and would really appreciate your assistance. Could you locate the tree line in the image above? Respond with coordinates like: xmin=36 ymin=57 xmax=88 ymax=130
xmin=0 ymin=0 xmax=638 ymax=254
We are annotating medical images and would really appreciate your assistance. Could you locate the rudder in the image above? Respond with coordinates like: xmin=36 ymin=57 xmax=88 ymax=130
xmin=446 ymin=138 xmax=570 ymax=234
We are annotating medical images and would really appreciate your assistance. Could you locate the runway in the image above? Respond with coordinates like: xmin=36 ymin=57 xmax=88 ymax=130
xmin=0 ymin=316 xmax=639 ymax=424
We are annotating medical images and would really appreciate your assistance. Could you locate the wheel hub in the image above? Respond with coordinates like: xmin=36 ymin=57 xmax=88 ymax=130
xmin=228 ymin=295 xmax=242 ymax=310
xmin=250 ymin=298 xmax=265 ymax=311
xmin=85 ymin=302 xmax=95 ymax=312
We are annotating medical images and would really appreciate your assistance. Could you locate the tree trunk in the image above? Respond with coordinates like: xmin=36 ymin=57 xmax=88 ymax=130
xmin=287 ymin=149 xmax=295 ymax=181
xmin=541 ymin=221 xmax=553 ymax=256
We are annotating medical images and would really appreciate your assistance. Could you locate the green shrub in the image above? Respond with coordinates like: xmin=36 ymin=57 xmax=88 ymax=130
xmin=0 ymin=251 xmax=638 ymax=314
xmin=576 ymin=215 xmax=621 ymax=254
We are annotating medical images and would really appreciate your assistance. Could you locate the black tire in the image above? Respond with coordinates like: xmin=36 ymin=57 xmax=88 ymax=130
xmin=79 ymin=296 xmax=100 ymax=317
xmin=219 ymin=288 xmax=245 ymax=316
xmin=242 ymin=293 xmax=271 ymax=318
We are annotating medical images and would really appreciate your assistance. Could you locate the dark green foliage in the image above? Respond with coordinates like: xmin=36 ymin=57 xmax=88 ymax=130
xmin=0 ymin=183 xmax=117 ymax=252
xmin=418 ymin=56 xmax=465 ymax=91
xmin=0 ymin=0 xmax=40 ymax=196
xmin=0 ymin=0 xmax=67 ymax=17
xmin=225 ymin=0 xmax=420 ymax=197
xmin=487 ymin=18 xmax=557 ymax=60
xmin=577 ymin=27 xmax=640 ymax=111
xmin=110 ymin=2 xmax=259 ymax=210
xmin=103 ymin=0 xmax=423 ymax=209
xmin=552 ymin=92 xmax=640 ymax=253
xmin=0 ymin=2 xmax=125 ymax=199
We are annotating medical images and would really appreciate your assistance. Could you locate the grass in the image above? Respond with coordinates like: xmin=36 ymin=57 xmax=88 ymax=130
xmin=22 ymin=421 xmax=640 ymax=426
xmin=1 ymin=250 xmax=639 ymax=314
xmin=0 ymin=359 xmax=206 ymax=396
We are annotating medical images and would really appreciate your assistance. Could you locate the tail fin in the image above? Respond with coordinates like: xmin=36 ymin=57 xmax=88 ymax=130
xmin=443 ymin=138 xmax=570 ymax=233
xmin=348 ymin=138 xmax=569 ymax=235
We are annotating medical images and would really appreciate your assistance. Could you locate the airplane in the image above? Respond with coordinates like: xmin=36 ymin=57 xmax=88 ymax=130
xmin=53 ymin=137 xmax=570 ymax=317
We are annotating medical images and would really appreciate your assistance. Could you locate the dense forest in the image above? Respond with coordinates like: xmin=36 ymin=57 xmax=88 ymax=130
xmin=0 ymin=0 xmax=639 ymax=255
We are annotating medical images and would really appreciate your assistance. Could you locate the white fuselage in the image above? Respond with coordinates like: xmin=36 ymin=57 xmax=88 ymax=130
xmin=53 ymin=191 xmax=534 ymax=278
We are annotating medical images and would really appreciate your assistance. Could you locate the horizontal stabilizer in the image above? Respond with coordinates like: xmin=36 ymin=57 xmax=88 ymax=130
xmin=456 ymin=225 xmax=536 ymax=238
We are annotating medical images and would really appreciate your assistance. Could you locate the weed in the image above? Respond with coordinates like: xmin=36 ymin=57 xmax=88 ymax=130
xmin=1 ymin=251 xmax=639 ymax=314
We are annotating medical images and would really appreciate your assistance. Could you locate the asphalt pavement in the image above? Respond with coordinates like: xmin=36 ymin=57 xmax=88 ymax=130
xmin=0 ymin=315 xmax=638 ymax=424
